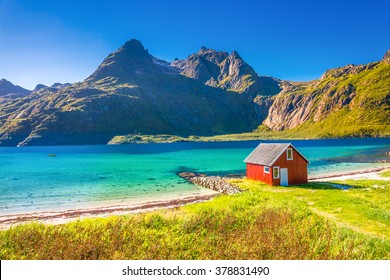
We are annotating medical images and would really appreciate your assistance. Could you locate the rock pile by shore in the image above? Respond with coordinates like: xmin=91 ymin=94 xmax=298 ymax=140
xmin=376 ymin=152 xmax=390 ymax=163
xmin=178 ymin=172 xmax=242 ymax=194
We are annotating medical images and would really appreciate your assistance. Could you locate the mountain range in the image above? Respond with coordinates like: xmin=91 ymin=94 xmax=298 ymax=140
xmin=0 ymin=40 xmax=389 ymax=146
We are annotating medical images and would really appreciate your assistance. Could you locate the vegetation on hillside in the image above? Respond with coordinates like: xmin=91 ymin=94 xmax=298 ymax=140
xmin=263 ymin=58 xmax=390 ymax=137
xmin=1 ymin=178 xmax=389 ymax=260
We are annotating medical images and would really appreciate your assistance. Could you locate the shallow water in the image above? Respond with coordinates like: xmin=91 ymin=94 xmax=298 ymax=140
xmin=0 ymin=138 xmax=389 ymax=215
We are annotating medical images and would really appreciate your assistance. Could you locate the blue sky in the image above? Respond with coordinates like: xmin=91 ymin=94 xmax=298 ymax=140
xmin=0 ymin=0 xmax=389 ymax=89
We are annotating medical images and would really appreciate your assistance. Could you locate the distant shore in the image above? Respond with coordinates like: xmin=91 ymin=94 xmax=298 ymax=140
xmin=108 ymin=133 xmax=390 ymax=145
xmin=1 ymin=166 xmax=389 ymax=230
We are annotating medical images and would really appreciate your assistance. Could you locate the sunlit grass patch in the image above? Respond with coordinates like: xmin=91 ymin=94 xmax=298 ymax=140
xmin=1 ymin=178 xmax=389 ymax=260
xmin=380 ymin=170 xmax=390 ymax=177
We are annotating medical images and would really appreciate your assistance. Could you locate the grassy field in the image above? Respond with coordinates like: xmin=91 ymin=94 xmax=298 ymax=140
xmin=0 ymin=178 xmax=389 ymax=260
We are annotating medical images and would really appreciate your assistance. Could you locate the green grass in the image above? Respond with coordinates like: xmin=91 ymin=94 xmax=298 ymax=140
xmin=380 ymin=170 xmax=390 ymax=177
xmin=0 ymin=179 xmax=389 ymax=260
xmin=235 ymin=179 xmax=390 ymax=238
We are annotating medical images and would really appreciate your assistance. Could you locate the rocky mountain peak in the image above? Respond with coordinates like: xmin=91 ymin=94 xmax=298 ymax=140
xmin=230 ymin=50 xmax=242 ymax=60
xmin=33 ymin=84 xmax=47 ymax=91
xmin=121 ymin=39 xmax=149 ymax=57
xmin=0 ymin=79 xmax=31 ymax=97
xmin=198 ymin=46 xmax=208 ymax=54
xmin=0 ymin=78 xmax=14 ymax=86
xmin=196 ymin=47 xmax=229 ymax=64
xmin=170 ymin=44 xmax=279 ymax=95
xmin=86 ymin=39 xmax=157 ymax=83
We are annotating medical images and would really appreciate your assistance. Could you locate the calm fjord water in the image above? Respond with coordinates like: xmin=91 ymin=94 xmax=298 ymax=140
xmin=0 ymin=138 xmax=389 ymax=215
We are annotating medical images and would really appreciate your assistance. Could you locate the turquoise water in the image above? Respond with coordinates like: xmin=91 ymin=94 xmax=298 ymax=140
xmin=0 ymin=138 xmax=389 ymax=215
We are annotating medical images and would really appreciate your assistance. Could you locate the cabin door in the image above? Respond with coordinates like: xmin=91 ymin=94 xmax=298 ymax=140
xmin=280 ymin=168 xmax=288 ymax=186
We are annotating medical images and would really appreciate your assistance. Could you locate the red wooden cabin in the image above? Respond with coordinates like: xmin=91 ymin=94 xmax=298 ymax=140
xmin=244 ymin=143 xmax=309 ymax=186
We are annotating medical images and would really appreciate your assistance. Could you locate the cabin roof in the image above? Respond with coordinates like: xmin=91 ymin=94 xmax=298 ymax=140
xmin=243 ymin=143 xmax=309 ymax=166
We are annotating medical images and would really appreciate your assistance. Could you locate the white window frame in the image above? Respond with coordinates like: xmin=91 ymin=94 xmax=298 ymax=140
xmin=264 ymin=166 xmax=270 ymax=173
xmin=286 ymin=148 xmax=293 ymax=160
xmin=273 ymin=166 xmax=280 ymax=179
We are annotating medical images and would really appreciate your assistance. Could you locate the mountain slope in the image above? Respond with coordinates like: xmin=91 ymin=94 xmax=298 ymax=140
xmin=263 ymin=50 xmax=390 ymax=137
xmin=0 ymin=40 xmax=278 ymax=146
xmin=0 ymin=79 xmax=31 ymax=98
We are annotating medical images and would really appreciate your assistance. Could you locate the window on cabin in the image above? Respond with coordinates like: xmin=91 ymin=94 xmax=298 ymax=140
xmin=286 ymin=148 xmax=293 ymax=160
xmin=273 ymin=166 xmax=280 ymax=179
xmin=264 ymin=166 xmax=270 ymax=173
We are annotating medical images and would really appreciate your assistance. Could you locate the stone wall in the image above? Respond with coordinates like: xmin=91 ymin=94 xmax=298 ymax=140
xmin=178 ymin=172 xmax=242 ymax=194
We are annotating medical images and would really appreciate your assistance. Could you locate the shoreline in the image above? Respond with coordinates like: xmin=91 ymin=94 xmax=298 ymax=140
xmin=309 ymin=167 xmax=390 ymax=181
xmin=0 ymin=193 xmax=218 ymax=230
xmin=1 ymin=167 xmax=389 ymax=230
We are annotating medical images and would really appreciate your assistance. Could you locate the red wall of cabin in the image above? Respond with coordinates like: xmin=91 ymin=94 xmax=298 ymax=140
xmin=246 ymin=145 xmax=308 ymax=186
xmin=271 ymin=146 xmax=308 ymax=185
xmin=246 ymin=163 xmax=273 ymax=185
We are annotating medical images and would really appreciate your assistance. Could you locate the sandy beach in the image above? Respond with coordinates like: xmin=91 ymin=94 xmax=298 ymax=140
xmin=0 ymin=193 xmax=219 ymax=230
xmin=309 ymin=167 xmax=390 ymax=182
xmin=1 ymin=167 xmax=389 ymax=230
